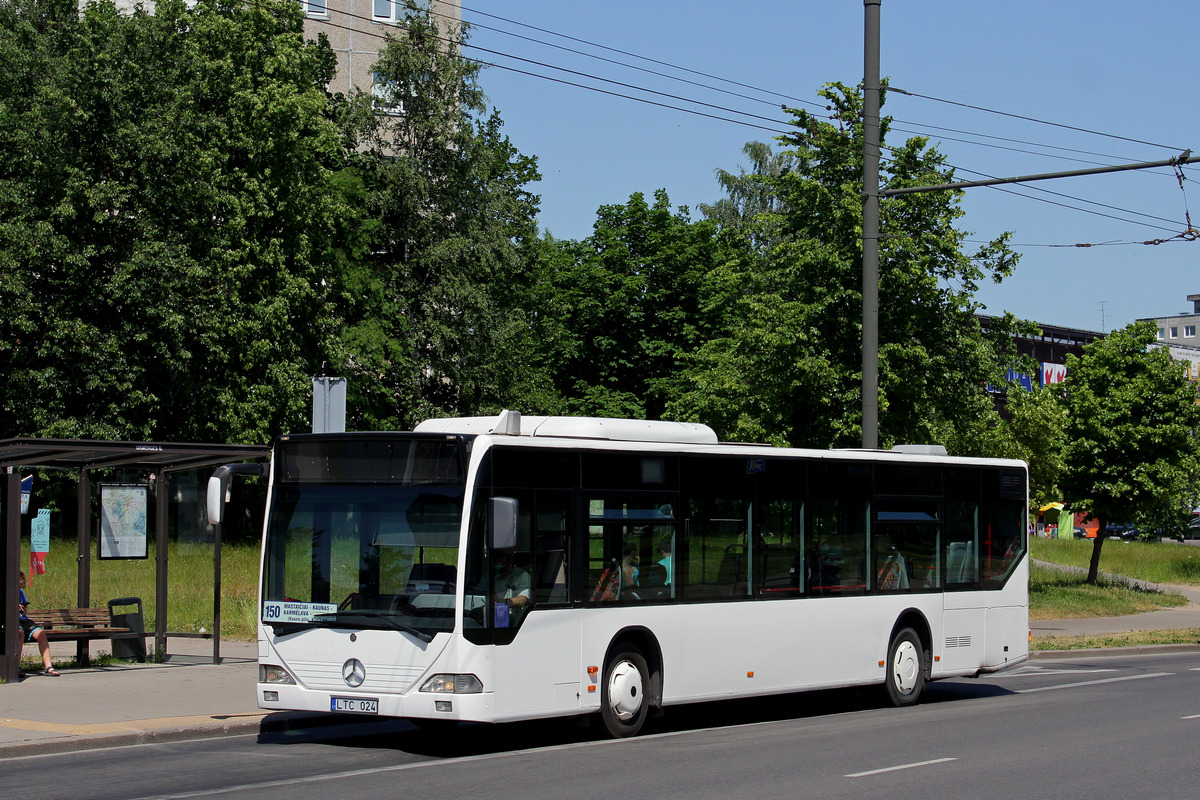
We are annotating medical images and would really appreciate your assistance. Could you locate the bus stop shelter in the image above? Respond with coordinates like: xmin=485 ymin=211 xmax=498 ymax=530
xmin=2 ymin=439 xmax=268 ymax=683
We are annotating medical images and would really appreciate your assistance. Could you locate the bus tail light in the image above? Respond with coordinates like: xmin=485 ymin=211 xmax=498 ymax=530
xmin=420 ymin=674 xmax=483 ymax=693
xmin=260 ymin=664 xmax=296 ymax=685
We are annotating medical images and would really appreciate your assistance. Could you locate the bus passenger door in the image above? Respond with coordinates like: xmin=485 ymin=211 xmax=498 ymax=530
xmin=492 ymin=490 xmax=584 ymax=719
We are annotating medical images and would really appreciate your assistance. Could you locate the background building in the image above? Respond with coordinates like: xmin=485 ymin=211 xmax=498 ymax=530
xmin=302 ymin=0 xmax=461 ymax=98
xmin=105 ymin=0 xmax=462 ymax=98
xmin=1141 ymin=293 xmax=1200 ymax=347
xmin=979 ymin=316 xmax=1103 ymax=395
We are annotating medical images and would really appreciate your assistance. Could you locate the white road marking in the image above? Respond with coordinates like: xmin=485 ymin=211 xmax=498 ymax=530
xmin=1181 ymin=714 xmax=1200 ymax=719
xmin=845 ymin=757 xmax=958 ymax=778
xmin=1003 ymin=666 xmax=1117 ymax=678
xmin=1016 ymin=672 xmax=1172 ymax=694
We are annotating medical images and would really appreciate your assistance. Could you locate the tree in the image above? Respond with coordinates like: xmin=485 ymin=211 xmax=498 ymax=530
xmin=0 ymin=0 xmax=351 ymax=442
xmin=531 ymin=190 xmax=728 ymax=419
xmin=332 ymin=11 xmax=547 ymax=429
xmin=990 ymin=383 xmax=1068 ymax=513
xmin=668 ymin=85 xmax=1021 ymax=449
xmin=698 ymin=141 xmax=795 ymax=252
xmin=1060 ymin=322 xmax=1200 ymax=583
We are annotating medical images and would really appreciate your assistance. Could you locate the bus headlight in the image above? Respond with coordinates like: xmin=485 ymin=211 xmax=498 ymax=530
xmin=420 ymin=674 xmax=483 ymax=693
xmin=259 ymin=664 xmax=296 ymax=685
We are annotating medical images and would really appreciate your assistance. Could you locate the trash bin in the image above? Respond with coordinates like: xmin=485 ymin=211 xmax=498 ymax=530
xmin=108 ymin=597 xmax=147 ymax=662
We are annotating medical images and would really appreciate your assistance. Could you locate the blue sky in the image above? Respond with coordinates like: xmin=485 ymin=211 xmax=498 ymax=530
xmin=462 ymin=1 xmax=1197 ymax=333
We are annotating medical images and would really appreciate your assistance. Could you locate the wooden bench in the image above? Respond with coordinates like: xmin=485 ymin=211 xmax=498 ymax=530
xmin=33 ymin=608 xmax=132 ymax=641
xmin=29 ymin=601 xmax=147 ymax=664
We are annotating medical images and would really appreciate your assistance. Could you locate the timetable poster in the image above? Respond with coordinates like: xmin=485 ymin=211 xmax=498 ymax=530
xmin=99 ymin=484 xmax=149 ymax=560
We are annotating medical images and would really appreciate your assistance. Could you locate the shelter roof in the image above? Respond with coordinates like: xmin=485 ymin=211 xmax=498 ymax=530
xmin=0 ymin=438 xmax=268 ymax=472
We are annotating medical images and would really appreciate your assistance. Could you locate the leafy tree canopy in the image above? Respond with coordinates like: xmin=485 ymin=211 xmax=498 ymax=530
xmin=667 ymin=84 xmax=1021 ymax=449
xmin=1060 ymin=321 xmax=1200 ymax=581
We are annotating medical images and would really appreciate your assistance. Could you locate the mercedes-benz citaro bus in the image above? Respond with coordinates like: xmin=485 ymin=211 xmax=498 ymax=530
xmin=208 ymin=411 xmax=1028 ymax=738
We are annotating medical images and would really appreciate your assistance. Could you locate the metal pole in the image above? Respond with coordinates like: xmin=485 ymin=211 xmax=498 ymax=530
xmin=880 ymin=152 xmax=1200 ymax=196
xmin=3 ymin=471 xmax=21 ymax=683
xmin=213 ymin=518 xmax=222 ymax=665
xmin=155 ymin=469 xmax=170 ymax=659
xmin=76 ymin=469 xmax=91 ymax=666
xmin=861 ymin=0 xmax=882 ymax=449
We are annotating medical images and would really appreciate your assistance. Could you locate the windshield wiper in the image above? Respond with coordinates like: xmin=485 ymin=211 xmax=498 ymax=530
xmin=308 ymin=611 xmax=435 ymax=643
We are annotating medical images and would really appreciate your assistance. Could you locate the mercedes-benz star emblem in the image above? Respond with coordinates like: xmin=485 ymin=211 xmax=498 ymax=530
xmin=342 ymin=658 xmax=366 ymax=688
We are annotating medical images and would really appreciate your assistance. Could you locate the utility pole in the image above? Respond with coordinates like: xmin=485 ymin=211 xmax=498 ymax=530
xmin=859 ymin=0 xmax=1195 ymax=448
xmin=861 ymin=0 xmax=882 ymax=449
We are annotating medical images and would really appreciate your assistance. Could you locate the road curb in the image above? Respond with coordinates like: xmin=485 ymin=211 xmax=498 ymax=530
xmin=1032 ymin=642 xmax=1200 ymax=659
xmin=0 ymin=711 xmax=409 ymax=759
xmin=0 ymin=716 xmax=268 ymax=758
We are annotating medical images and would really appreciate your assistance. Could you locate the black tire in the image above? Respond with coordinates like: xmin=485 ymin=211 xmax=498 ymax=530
xmin=884 ymin=627 xmax=926 ymax=707
xmin=600 ymin=643 xmax=650 ymax=738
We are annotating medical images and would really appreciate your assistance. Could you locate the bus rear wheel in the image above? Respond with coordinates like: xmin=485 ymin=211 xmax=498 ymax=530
xmin=884 ymin=627 xmax=926 ymax=707
xmin=600 ymin=644 xmax=650 ymax=738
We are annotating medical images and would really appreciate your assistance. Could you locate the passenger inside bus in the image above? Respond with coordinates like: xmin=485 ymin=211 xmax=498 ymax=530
xmin=621 ymin=541 xmax=640 ymax=589
xmin=656 ymin=537 xmax=673 ymax=584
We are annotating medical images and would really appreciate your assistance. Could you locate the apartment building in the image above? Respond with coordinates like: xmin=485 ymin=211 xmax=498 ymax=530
xmin=1141 ymin=293 xmax=1200 ymax=347
xmin=105 ymin=0 xmax=462 ymax=97
xmin=301 ymin=0 xmax=462 ymax=97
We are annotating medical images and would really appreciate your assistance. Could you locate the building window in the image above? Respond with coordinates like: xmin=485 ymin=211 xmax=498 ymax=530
xmin=374 ymin=0 xmax=429 ymax=23
xmin=1158 ymin=328 xmax=1167 ymax=340
xmin=373 ymin=0 xmax=394 ymax=21
xmin=1187 ymin=326 xmax=1197 ymax=338
xmin=1171 ymin=326 xmax=1179 ymax=339
xmin=302 ymin=0 xmax=327 ymax=18
xmin=372 ymin=73 xmax=406 ymax=115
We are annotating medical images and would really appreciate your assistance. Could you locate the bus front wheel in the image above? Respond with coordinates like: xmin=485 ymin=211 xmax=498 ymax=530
xmin=884 ymin=627 xmax=926 ymax=707
xmin=600 ymin=644 xmax=650 ymax=738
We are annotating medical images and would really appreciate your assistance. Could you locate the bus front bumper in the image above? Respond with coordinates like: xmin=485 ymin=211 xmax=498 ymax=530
xmin=258 ymin=683 xmax=496 ymax=723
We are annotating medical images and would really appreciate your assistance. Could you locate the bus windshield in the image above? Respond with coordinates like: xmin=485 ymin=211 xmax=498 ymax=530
xmin=261 ymin=437 xmax=467 ymax=640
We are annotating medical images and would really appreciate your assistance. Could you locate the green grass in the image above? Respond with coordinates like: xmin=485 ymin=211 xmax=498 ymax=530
xmin=1028 ymin=537 xmax=1199 ymax=649
xmin=1031 ymin=536 xmax=1200 ymax=585
xmin=1029 ymin=563 xmax=1188 ymax=619
xmin=19 ymin=539 xmax=261 ymax=641
xmin=1033 ymin=628 xmax=1200 ymax=651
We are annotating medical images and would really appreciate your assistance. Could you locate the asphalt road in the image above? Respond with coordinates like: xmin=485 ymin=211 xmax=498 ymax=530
xmin=6 ymin=650 xmax=1198 ymax=800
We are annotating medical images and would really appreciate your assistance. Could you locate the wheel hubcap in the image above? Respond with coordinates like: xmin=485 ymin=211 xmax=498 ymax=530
xmin=892 ymin=640 xmax=920 ymax=695
xmin=607 ymin=659 xmax=644 ymax=721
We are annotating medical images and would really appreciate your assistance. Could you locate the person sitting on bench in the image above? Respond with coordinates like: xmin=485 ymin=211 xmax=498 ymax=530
xmin=18 ymin=571 xmax=58 ymax=676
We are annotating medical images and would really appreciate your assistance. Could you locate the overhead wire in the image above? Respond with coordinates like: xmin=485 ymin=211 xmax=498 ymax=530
xmin=250 ymin=0 xmax=803 ymax=136
xmin=245 ymin=1 xmax=1196 ymax=244
xmin=889 ymin=87 xmax=1185 ymax=152
xmin=453 ymin=6 xmax=1183 ymax=174
xmin=457 ymin=3 xmax=829 ymax=111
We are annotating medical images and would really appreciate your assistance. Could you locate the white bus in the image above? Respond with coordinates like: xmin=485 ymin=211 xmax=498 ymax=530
xmin=217 ymin=411 xmax=1028 ymax=737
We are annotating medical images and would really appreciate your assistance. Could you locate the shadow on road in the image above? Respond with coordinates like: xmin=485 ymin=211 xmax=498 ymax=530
xmin=256 ymin=677 xmax=1014 ymax=757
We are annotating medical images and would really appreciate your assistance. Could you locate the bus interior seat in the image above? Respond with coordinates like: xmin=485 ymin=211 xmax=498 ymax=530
xmin=636 ymin=563 xmax=669 ymax=599
xmin=537 ymin=549 xmax=567 ymax=604
xmin=408 ymin=563 xmax=457 ymax=593
xmin=946 ymin=541 xmax=975 ymax=584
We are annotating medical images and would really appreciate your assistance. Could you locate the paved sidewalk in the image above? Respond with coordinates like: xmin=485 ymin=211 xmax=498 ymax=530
xmin=0 ymin=637 xmax=320 ymax=757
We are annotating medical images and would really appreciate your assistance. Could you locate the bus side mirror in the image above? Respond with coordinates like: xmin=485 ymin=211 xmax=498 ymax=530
xmin=489 ymin=497 xmax=518 ymax=551
xmin=206 ymin=463 xmax=268 ymax=526
xmin=206 ymin=471 xmax=232 ymax=526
